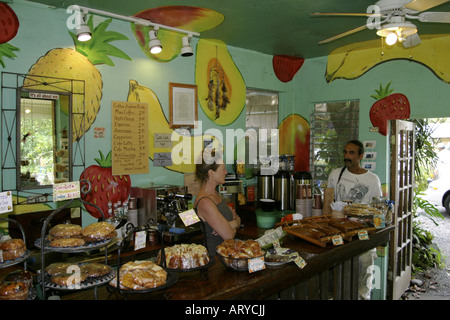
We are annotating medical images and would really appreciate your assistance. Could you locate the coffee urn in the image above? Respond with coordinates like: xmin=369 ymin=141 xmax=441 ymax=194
xmin=274 ymin=171 xmax=290 ymax=210
xmin=257 ymin=174 xmax=273 ymax=200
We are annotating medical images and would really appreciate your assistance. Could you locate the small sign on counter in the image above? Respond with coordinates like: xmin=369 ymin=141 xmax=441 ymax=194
xmin=53 ymin=181 xmax=80 ymax=201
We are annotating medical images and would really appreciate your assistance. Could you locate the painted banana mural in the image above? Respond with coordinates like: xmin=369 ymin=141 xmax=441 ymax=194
xmin=326 ymin=34 xmax=450 ymax=83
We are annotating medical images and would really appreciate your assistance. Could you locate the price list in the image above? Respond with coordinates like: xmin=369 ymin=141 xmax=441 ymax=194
xmin=111 ymin=101 xmax=149 ymax=175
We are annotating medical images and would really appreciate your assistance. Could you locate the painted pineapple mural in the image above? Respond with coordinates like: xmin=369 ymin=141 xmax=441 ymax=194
xmin=23 ymin=16 xmax=131 ymax=141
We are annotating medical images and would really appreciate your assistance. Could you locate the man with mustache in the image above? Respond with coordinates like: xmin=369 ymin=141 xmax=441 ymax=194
xmin=326 ymin=140 xmax=382 ymax=205
xmin=323 ymin=140 xmax=382 ymax=300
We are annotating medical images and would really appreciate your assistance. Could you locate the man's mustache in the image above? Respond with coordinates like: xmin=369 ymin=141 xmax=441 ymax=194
xmin=344 ymin=159 xmax=351 ymax=163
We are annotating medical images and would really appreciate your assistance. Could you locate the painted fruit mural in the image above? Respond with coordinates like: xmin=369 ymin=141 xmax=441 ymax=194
xmin=195 ymin=39 xmax=246 ymax=126
xmin=0 ymin=3 xmax=20 ymax=68
xmin=23 ymin=16 xmax=131 ymax=142
xmin=279 ymin=114 xmax=310 ymax=172
xmin=132 ymin=6 xmax=224 ymax=62
xmin=127 ymin=80 xmax=216 ymax=173
xmin=369 ymin=82 xmax=411 ymax=136
xmin=80 ymin=151 xmax=131 ymax=219
xmin=272 ymin=55 xmax=305 ymax=83
xmin=326 ymin=34 xmax=450 ymax=84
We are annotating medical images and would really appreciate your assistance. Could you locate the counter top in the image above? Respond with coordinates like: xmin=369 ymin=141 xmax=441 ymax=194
xmin=60 ymin=207 xmax=392 ymax=300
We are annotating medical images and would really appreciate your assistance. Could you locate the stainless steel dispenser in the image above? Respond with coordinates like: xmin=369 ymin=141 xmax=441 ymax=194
xmin=274 ymin=171 xmax=290 ymax=210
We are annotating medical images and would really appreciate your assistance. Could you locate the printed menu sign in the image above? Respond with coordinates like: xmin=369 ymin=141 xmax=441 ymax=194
xmin=112 ymin=101 xmax=149 ymax=175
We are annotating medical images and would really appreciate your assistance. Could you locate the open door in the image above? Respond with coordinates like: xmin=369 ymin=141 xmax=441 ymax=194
xmin=387 ymin=120 xmax=415 ymax=300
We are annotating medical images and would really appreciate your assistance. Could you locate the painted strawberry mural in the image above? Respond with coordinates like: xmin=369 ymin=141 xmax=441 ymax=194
xmin=272 ymin=55 xmax=305 ymax=83
xmin=0 ymin=3 xmax=20 ymax=68
xmin=80 ymin=151 xmax=131 ymax=219
xmin=369 ymin=82 xmax=411 ymax=136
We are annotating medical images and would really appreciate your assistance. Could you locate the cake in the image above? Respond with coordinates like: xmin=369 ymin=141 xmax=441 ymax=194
xmin=157 ymin=243 xmax=210 ymax=269
xmin=0 ymin=239 xmax=26 ymax=261
xmin=0 ymin=281 xmax=28 ymax=300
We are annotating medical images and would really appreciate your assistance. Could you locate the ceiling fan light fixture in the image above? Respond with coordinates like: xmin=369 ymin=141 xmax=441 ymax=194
xmin=149 ymin=28 xmax=162 ymax=54
xmin=376 ymin=21 xmax=418 ymax=38
xmin=385 ymin=32 xmax=398 ymax=45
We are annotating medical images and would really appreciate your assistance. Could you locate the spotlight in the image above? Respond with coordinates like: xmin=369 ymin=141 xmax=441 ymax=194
xmin=180 ymin=35 xmax=193 ymax=57
xmin=385 ymin=32 xmax=398 ymax=46
xmin=149 ymin=28 xmax=162 ymax=54
xmin=76 ymin=13 xmax=91 ymax=42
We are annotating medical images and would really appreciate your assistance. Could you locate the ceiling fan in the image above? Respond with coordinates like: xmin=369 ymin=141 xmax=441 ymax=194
xmin=312 ymin=0 xmax=450 ymax=47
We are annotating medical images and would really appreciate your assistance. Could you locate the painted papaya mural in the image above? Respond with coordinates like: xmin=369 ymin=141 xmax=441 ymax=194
xmin=278 ymin=114 xmax=310 ymax=172
xmin=326 ymin=34 xmax=450 ymax=84
xmin=22 ymin=16 xmax=131 ymax=142
xmin=369 ymin=82 xmax=411 ymax=136
xmin=195 ymin=39 xmax=246 ymax=126
xmin=80 ymin=151 xmax=131 ymax=219
xmin=132 ymin=6 xmax=224 ymax=62
xmin=0 ymin=3 xmax=20 ymax=68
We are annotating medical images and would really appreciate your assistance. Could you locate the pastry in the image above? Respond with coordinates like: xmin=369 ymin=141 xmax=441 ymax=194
xmin=216 ymin=239 xmax=265 ymax=259
xmin=49 ymin=237 xmax=85 ymax=248
xmin=0 ymin=281 xmax=29 ymax=300
xmin=51 ymin=272 xmax=87 ymax=287
xmin=81 ymin=221 xmax=116 ymax=242
xmin=81 ymin=263 xmax=111 ymax=278
xmin=0 ymin=239 xmax=26 ymax=261
xmin=45 ymin=262 xmax=74 ymax=276
xmin=157 ymin=243 xmax=210 ymax=269
xmin=110 ymin=260 xmax=167 ymax=290
xmin=4 ymin=270 xmax=33 ymax=289
xmin=48 ymin=224 xmax=82 ymax=238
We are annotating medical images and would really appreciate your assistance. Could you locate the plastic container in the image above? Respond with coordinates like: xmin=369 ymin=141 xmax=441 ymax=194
xmin=255 ymin=209 xmax=279 ymax=229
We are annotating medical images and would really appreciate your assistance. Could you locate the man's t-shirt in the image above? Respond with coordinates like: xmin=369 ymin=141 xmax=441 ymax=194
xmin=327 ymin=167 xmax=382 ymax=204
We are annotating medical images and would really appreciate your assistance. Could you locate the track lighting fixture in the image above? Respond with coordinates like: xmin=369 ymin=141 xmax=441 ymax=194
xmin=76 ymin=11 xmax=91 ymax=42
xmin=180 ymin=34 xmax=193 ymax=57
xmin=149 ymin=27 xmax=162 ymax=54
xmin=74 ymin=5 xmax=200 ymax=56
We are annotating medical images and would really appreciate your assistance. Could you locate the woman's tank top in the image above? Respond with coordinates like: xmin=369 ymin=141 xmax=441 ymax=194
xmin=195 ymin=196 xmax=233 ymax=256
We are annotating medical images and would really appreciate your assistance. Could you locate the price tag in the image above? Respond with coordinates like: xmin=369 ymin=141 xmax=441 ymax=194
xmin=294 ymin=255 xmax=307 ymax=269
xmin=179 ymin=209 xmax=200 ymax=226
xmin=273 ymin=239 xmax=281 ymax=249
xmin=248 ymin=257 xmax=265 ymax=273
xmin=358 ymin=230 xmax=369 ymax=240
xmin=134 ymin=230 xmax=147 ymax=250
xmin=331 ymin=234 xmax=344 ymax=246
xmin=0 ymin=191 xmax=13 ymax=214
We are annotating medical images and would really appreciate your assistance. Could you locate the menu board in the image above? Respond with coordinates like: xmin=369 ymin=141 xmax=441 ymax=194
xmin=112 ymin=101 xmax=149 ymax=175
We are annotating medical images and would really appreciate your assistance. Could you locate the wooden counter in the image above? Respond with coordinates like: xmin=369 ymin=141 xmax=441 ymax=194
xmin=59 ymin=208 xmax=392 ymax=300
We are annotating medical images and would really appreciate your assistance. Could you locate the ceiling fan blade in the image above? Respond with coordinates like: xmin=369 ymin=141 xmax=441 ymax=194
xmin=403 ymin=33 xmax=421 ymax=48
xmin=418 ymin=11 xmax=450 ymax=23
xmin=311 ymin=12 xmax=379 ymax=17
xmin=318 ymin=25 xmax=368 ymax=44
xmin=404 ymin=0 xmax=450 ymax=12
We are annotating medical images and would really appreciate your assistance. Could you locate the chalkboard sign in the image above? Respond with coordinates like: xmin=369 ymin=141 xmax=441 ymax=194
xmin=111 ymin=101 xmax=149 ymax=175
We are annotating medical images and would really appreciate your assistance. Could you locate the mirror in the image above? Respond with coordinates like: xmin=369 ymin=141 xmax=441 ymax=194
xmin=18 ymin=90 xmax=71 ymax=189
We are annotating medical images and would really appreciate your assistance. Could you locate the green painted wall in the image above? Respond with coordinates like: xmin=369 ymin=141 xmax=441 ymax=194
xmin=2 ymin=1 xmax=450 ymax=223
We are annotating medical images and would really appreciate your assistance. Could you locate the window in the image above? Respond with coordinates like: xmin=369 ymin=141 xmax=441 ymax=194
xmin=246 ymin=89 xmax=278 ymax=130
xmin=310 ymin=100 xmax=359 ymax=188
xmin=245 ymin=89 xmax=279 ymax=167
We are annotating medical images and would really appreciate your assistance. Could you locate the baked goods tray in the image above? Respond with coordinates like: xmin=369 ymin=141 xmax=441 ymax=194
xmin=0 ymin=250 xmax=31 ymax=268
xmin=35 ymin=238 xmax=112 ymax=253
xmin=42 ymin=269 xmax=116 ymax=290
xmin=108 ymin=272 xmax=178 ymax=294
xmin=280 ymin=216 xmax=377 ymax=248
xmin=162 ymin=257 xmax=216 ymax=273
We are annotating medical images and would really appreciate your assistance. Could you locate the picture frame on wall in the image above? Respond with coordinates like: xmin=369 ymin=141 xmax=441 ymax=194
xmin=169 ymin=82 xmax=198 ymax=129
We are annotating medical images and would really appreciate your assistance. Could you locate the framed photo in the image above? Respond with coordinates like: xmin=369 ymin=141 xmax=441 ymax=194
xmin=363 ymin=140 xmax=376 ymax=149
xmin=169 ymin=83 xmax=198 ymax=129
xmin=364 ymin=151 xmax=377 ymax=160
